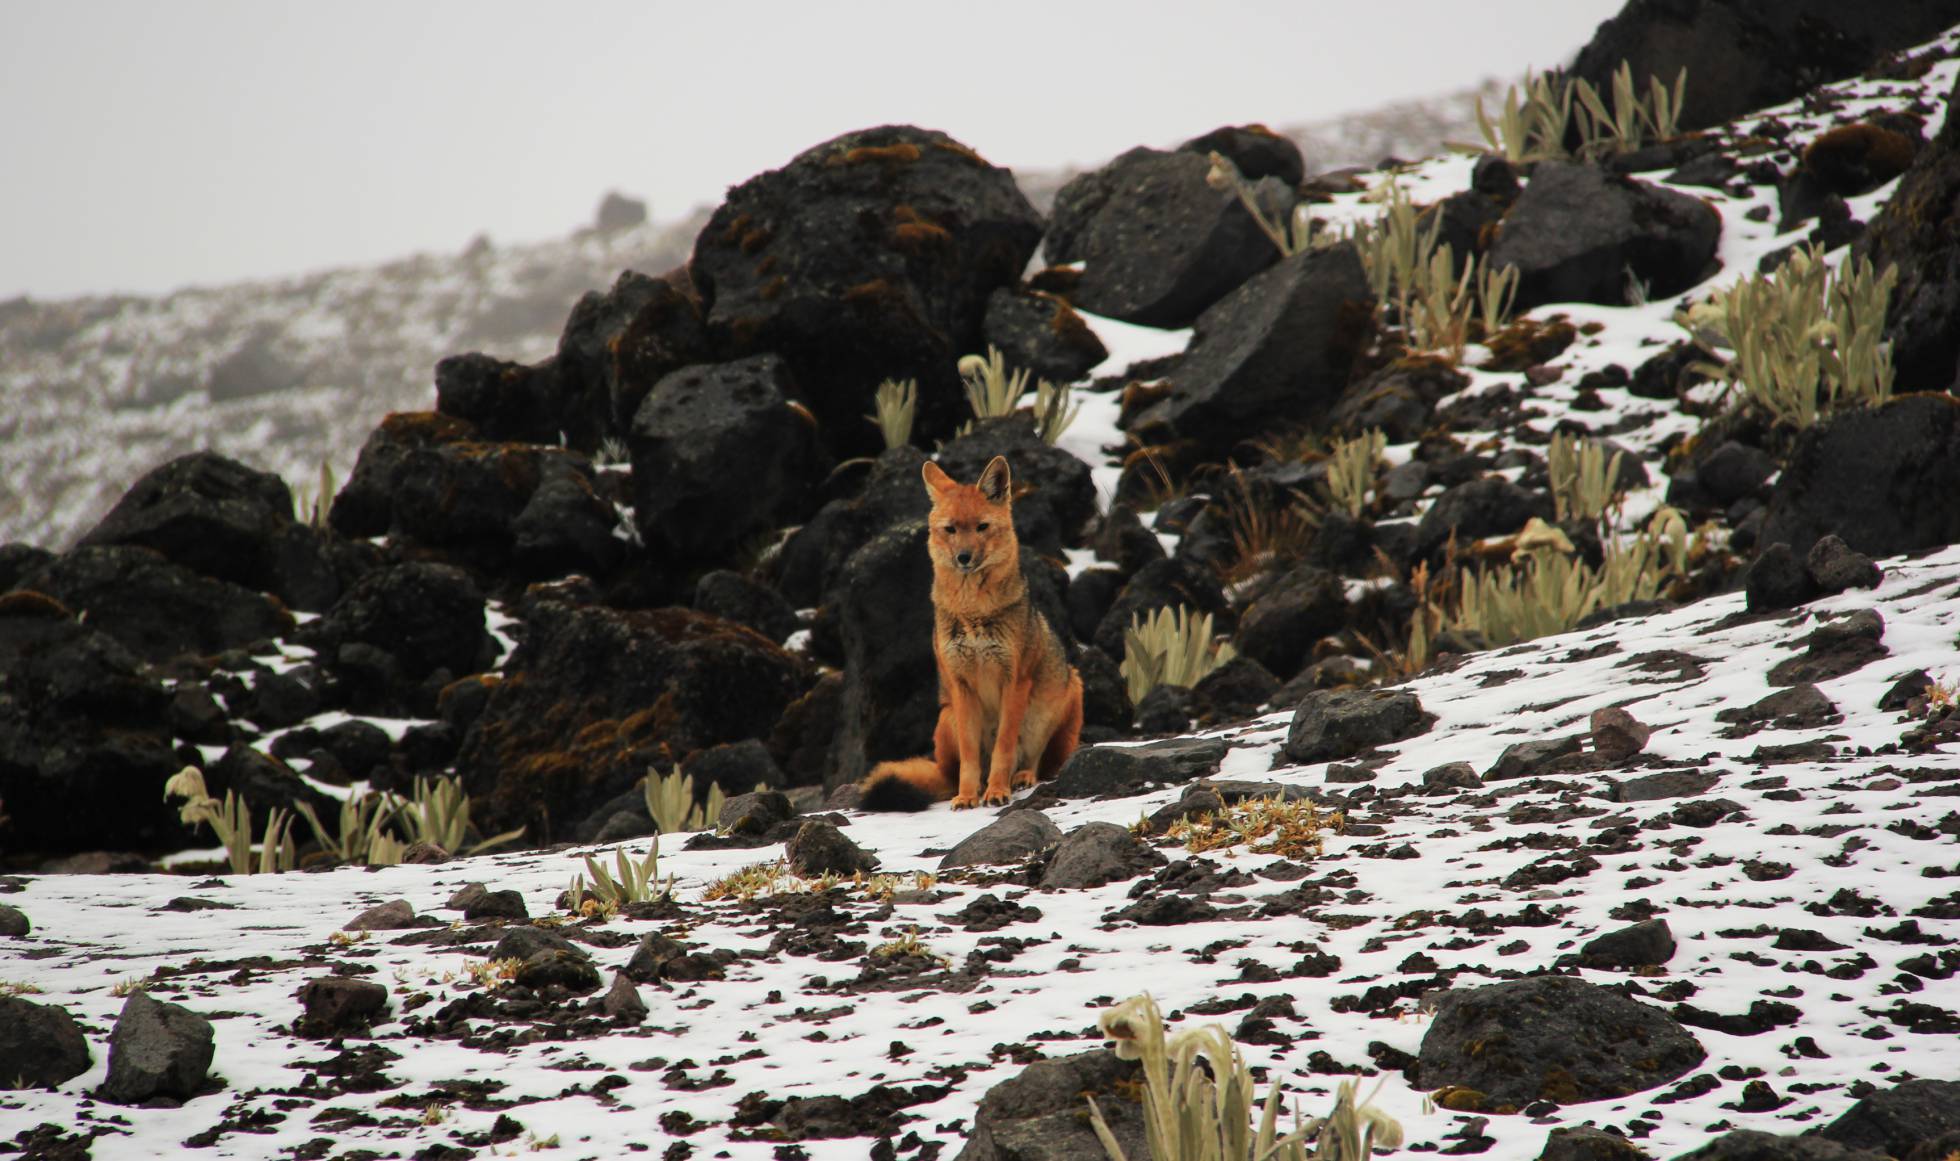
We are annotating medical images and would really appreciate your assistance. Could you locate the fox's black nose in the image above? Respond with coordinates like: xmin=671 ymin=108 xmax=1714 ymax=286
xmin=956 ymin=551 xmax=973 ymax=567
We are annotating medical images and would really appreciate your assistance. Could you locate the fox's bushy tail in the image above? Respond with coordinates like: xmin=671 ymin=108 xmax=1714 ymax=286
xmin=860 ymin=757 xmax=952 ymax=811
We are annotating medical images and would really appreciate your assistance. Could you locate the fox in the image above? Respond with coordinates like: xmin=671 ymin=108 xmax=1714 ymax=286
xmin=860 ymin=455 xmax=1084 ymax=810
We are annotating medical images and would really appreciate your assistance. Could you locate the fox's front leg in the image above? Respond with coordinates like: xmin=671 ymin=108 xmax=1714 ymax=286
xmin=948 ymin=682 xmax=985 ymax=809
xmin=983 ymin=673 xmax=1033 ymax=806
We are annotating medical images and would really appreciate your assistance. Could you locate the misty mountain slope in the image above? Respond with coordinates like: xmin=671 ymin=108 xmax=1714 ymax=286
xmin=0 ymin=92 xmax=1491 ymax=553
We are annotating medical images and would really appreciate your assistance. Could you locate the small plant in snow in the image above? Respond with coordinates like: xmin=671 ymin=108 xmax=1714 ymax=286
xmin=565 ymin=836 xmax=670 ymax=914
xmin=960 ymin=346 xmax=1030 ymax=421
xmin=164 ymin=765 xmax=296 ymax=875
xmin=1324 ymin=430 xmax=1386 ymax=518
xmin=1121 ymin=606 xmax=1237 ymax=705
xmin=1033 ymin=377 xmax=1081 ymax=445
xmin=398 ymin=775 xmax=525 ymax=857
xmin=1546 ymin=431 xmax=1626 ymax=524
xmin=868 ymin=377 xmax=917 ymax=449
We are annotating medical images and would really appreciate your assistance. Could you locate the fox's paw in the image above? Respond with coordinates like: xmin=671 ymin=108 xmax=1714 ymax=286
xmin=1010 ymin=768 xmax=1037 ymax=789
xmin=979 ymin=781 xmax=1014 ymax=807
xmin=950 ymin=794 xmax=980 ymax=810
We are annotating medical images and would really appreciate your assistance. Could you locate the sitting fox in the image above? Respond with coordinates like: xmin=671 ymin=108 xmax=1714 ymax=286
xmin=861 ymin=455 xmax=1084 ymax=810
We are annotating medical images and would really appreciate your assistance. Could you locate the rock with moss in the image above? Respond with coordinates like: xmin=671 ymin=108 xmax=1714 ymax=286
xmin=1418 ymin=975 xmax=1705 ymax=1108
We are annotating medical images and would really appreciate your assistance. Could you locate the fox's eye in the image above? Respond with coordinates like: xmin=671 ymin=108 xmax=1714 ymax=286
xmin=944 ymin=525 xmax=956 ymax=535
xmin=976 ymin=522 xmax=989 ymax=532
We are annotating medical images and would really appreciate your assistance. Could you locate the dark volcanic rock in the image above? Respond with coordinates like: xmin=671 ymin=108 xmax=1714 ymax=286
xmin=103 ymin=991 xmax=215 ymax=1104
xmin=0 ymin=996 xmax=91 ymax=1089
xmin=22 ymin=545 xmax=291 ymax=664
xmin=76 ymin=450 xmax=347 ymax=611
xmin=628 ymin=354 xmax=825 ymax=564
xmin=555 ymin=269 xmax=713 ymax=445
xmin=692 ymin=125 xmax=1042 ymax=456
xmin=1489 ymin=162 xmax=1721 ymax=312
xmin=1581 ymin=919 xmax=1676 ymax=969
xmin=1414 ymin=477 xmax=1555 ymax=563
xmin=1745 ymin=543 xmax=1818 ymax=613
xmin=937 ymin=417 xmax=1100 ymax=555
xmin=1233 ymin=564 xmax=1347 ymax=679
xmin=1570 ymin=0 xmax=1960 ymax=133
xmin=1760 ymin=396 xmax=1960 ymax=560
xmin=1124 ymin=243 xmax=1373 ymax=452
xmin=296 ymin=977 xmax=390 ymax=1037
xmin=1047 ymin=147 xmax=1290 ymax=329
xmin=455 ymin=598 xmax=805 ymax=839
xmin=1284 ymin=688 xmax=1430 ymax=763
xmin=1537 ymin=1127 xmax=1651 ymax=1161
xmin=785 ymin=820 xmax=878 ymax=876
xmin=306 ymin=561 xmax=494 ymax=684
xmin=1038 ymin=822 xmax=1165 ymax=889
xmin=1418 ymin=975 xmax=1705 ymax=1106
xmin=1859 ymin=79 xmax=1960 ymax=393
xmin=1816 ymin=1079 xmax=1960 ymax=1159
xmin=694 ymin=570 xmax=800 ymax=645
xmin=434 ymin=351 xmax=567 ymax=447
xmin=1179 ymin=124 xmax=1305 ymax=186
xmin=940 ymin=810 xmax=1063 ymax=870
xmin=329 ymin=411 xmax=614 ymax=579
xmin=0 ymin=602 xmax=185 ymax=855
xmin=1677 ymin=1130 xmax=1883 ymax=1161
xmin=956 ymin=1049 xmax=1145 ymax=1161
xmin=774 ymin=445 xmax=932 ymax=607
xmin=1047 ymin=737 xmax=1229 ymax=800
xmin=980 ymin=287 xmax=1108 ymax=385
xmin=1805 ymin=535 xmax=1882 ymax=595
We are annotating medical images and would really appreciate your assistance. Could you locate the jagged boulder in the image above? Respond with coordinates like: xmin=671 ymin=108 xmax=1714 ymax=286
xmin=1570 ymin=0 xmax=1960 ymax=132
xmin=1857 ymin=75 xmax=1960 ymax=392
xmin=1419 ymin=975 xmax=1705 ymax=1107
xmin=1759 ymin=395 xmax=1960 ymax=560
xmin=1123 ymin=243 xmax=1373 ymax=451
xmin=21 ymin=546 xmax=291 ymax=664
xmin=103 ymin=991 xmax=215 ymax=1104
xmin=456 ymin=597 xmax=806 ymax=838
xmin=935 ymin=417 xmax=1099 ymax=557
xmin=1046 ymin=147 xmax=1293 ymax=329
xmin=980 ymin=287 xmax=1108 ymax=385
xmin=1489 ymin=163 xmax=1721 ymax=311
xmin=692 ymin=125 xmax=1042 ymax=457
xmin=304 ymin=561 xmax=496 ymax=689
xmin=956 ymin=1049 xmax=1145 ymax=1161
xmin=330 ymin=412 xmax=620 ymax=581
xmin=0 ymin=596 xmax=184 ymax=855
xmin=0 ymin=997 xmax=91 ymax=1089
xmin=1414 ymin=476 xmax=1555 ymax=562
xmin=774 ymin=446 xmax=933 ymax=607
xmin=76 ymin=451 xmax=351 ymax=612
xmin=628 ymin=354 xmax=825 ymax=564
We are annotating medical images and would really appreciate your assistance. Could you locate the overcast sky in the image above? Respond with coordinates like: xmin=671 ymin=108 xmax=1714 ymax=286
xmin=1 ymin=1 xmax=1624 ymax=300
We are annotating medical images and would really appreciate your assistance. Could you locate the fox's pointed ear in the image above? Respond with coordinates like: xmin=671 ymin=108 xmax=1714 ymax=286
xmin=922 ymin=460 xmax=955 ymax=496
xmin=977 ymin=455 xmax=1012 ymax=504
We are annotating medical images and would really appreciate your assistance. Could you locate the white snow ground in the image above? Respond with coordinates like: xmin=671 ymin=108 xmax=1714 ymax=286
xmin=4 ymin=24 xmax=1960 ymax=1161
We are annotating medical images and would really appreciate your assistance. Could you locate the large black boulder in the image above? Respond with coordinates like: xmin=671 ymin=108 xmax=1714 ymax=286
xmin=102 ymin=991 xmax=215 ymax=1104
xmin=305 ymin=562 xmax=495 ymax=684
xmin=1489 ymin=163 xmax=1720 ymax=311
xmin=936 ymin=416 xmax=1099 ymax=556
xmin=22 ymin=545 xmax=292 ymax=664
xmin=628 ymin=354 xmax=825 ymax=564
xmin=1233 ymin=564 xmax=1347 ymax=680
xmin=434 ymin=351 xmax=567 ymax=447
xmin=1418 ymin=975 xmax=1706 ymax=1106
xmin=981 ymin=287 xmax=1108 ymax=385
xmin=955 ymin=1049 xmax=1145 ymax=1161
xmin=555 ymin=269 xmax=712 ymax=444
xmin=330 ymin=412 xmax=618 ymax=582
xmin=0 ymin=598 xmax=184 ymax=855
xmin=0 ymin=997 xmax=91 ymax=1089
xmin=1414 ymin=476 xmax=1555 ymax=562
xmin=1123 ymin=242 xmax=1373 ymax=452
xmin=774 ymin=446 xmax=933 ymax=607
xmin=1857 ymin=75 xmax=1960 ymax=393
xmin=1570 ymin=0 xmax=1960 ymax=133
xmin=1285 ymin=688 xmax=1430 ymax=763
xmin=1814 ymin=1079 xmax=1960 ymax=1159
xmin=76 ymin=451 xmax=348 ymax=612
xmin=455 ymin=598 xmax=806 ymax=838
xmin=1759 ymin=395 xmax=1960 ymax=560
xmin=692 ymin=125 xmax=1042 ymax=457
xmin=1046 ymin=147 xmax=1292 ymax=329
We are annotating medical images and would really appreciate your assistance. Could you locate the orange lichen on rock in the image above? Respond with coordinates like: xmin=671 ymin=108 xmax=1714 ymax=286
xmin=828 ymin=142 xmax=922 ymax=166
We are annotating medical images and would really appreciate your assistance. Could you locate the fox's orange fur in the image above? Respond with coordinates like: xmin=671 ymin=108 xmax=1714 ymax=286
xmin=861 ymin=456 xmax=1084 ymax=810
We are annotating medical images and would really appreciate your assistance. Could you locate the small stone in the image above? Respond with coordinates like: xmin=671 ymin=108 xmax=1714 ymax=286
xmin=514 ymin=950 xmax=602 ymax=993
xmin=1581 ymin=918 xmax=1676 ymax=968
xmin=490 ymin=927 xmax=579 ymax=963
xmin=461 ymin=889 xmax=528 ymax=921
xmin=784 ymin=820 xmax=878 ymax=876
xmin=602 ymin=974 xmax=647 ymax=1022
xmin=103 ymin=991 xmax=215 ymax=1103
xmin=940 ymin=810 xmax=1063 ymax=870
xmin=1805 ymin=534 xmax=1881 ymax=594
xmin=343 ymin=899 xmax=416 ymax=931
xmin=296 ymin=977 xmax=390 ymax=1037
xmin=1039 ymin=823 xmax=1164 ymax=890
xmin=1422 ymin=762 xmax=1483 ymax=792
xmin=1590 ymin=707 xmax=1652 ymax=760
xmin=0 ymin=905 xmax=28 ymax=937
xmin=399 ymin=842 xmax=451 ymax=865
xmin=445 ymin=882 xmax=489 ymax=911
xmin=1744 ymin=542 xmax=1816 ymax=612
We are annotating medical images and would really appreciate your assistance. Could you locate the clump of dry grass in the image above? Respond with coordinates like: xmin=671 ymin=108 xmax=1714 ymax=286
xmin=1164 ymin=794 xmax=1344 ymax=860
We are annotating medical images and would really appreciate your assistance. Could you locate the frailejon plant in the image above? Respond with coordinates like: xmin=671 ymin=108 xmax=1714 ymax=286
xmin=1033 ymin=377 xmax=1081 ymax=446
xmin=1324 ymin=430 xmax=1386 ymax=518
xmin=1087 ymin=993 xmax=1406 ymax=1161
xmin=1460 ymin=63 xmax=1685 ymax=163
xmin=566 ymin=835 xmax=669 ymax=914
xmin=1462 ymin=69 xmax=1574 ymax=163
xmin=1352 ymin=183 xmax=1519 ymax=360
xmin=1441 ymin=509 xmax=1688 ymax=648
xmin=295 ymin=790 xmax=406 ymax=867
xmin=1204 ymin=152 xmax=1326 ymax=257
xmin=1573 ymin=62 xmax=1688 ymax=161
xmin=163 ymin=765 xmax=296 ymax=875
xmin=960 ymin=346 xmax=1031 ymax=421
xmin=398 ymin=775 xmax=524 ymax=858
xmin=1121 ymin=606 xmax=1237 ymax=704
xmin=1546 ymin=432 xmax=1626 ymax=524
xmin=1681 ymin=244 xmax=1898 ymax=428
xmin=644 ymin=766 xmax=727 ymax=834
xmin=868 ymin=378 xmax=917 ymax=449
